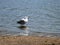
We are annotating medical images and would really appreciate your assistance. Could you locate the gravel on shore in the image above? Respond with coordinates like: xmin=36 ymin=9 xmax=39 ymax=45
xmin=0 ymin=36 xmax=60 ymax=45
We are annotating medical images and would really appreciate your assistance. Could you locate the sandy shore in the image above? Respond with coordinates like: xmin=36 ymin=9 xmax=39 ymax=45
xmin=0 ymin=36 xmax=60 ymax=45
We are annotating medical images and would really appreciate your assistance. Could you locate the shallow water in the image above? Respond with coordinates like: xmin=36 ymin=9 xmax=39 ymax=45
xmin=0 ymin=0 xmax=60 ymax=37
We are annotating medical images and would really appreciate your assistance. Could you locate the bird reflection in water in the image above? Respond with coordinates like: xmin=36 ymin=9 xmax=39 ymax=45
xmin=17 ymin=25 xmax=29 ymax=36
xmin=18 ymin=25 xmax=29 ymax=30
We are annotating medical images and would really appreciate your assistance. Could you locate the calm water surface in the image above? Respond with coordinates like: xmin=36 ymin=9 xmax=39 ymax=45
xmin=0 ymin=0 xmax=60 ymax=37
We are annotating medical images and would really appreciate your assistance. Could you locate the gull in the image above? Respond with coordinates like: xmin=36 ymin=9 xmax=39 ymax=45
xmin=17 ymin=16 xmax=28 ymax=25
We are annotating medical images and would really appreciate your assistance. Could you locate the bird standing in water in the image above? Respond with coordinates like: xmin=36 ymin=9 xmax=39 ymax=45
xmin=17 ymin=16 xmax=28 ymax=25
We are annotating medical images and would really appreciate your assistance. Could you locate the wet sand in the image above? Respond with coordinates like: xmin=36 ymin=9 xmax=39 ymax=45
xmin=0 ymin=36 xmax=60 ymax=45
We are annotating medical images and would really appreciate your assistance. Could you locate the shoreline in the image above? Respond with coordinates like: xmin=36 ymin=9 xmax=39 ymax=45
xmin=0 ymin=36 xmax=60 ymax=45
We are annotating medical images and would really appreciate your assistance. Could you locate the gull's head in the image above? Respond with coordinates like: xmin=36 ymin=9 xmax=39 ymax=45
xmin=21 ymin=16 xmax=29 ymax=22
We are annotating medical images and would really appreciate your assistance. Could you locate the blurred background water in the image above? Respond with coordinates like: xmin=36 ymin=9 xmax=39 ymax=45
xmin=0 ymin=0 xmax=60 ymax=37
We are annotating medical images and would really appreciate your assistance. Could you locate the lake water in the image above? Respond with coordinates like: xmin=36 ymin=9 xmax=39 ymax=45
xmin=0 ymin=0 xmax=60 ymax=37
